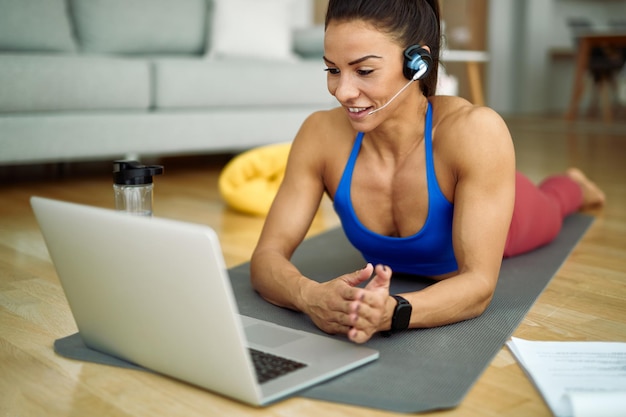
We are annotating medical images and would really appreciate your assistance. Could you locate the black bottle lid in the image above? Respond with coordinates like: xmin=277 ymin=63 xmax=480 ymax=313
xmin=113 ymin=160 xmax=164 ymax=185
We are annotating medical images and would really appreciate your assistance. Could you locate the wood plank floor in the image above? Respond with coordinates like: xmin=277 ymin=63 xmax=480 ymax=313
xmin=1 ymin=115 xmax=625 ymax=417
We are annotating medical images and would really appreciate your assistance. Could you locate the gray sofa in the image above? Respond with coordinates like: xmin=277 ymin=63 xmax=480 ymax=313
xmin=0 ymin=0 xmax=333 ymax=166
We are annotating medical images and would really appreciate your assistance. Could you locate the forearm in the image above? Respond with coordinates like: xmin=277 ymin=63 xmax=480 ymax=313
xmin=250 ymin=248 xmax=315 ymax=313
xmin=398 ymin=271 xmax=495 ymax=330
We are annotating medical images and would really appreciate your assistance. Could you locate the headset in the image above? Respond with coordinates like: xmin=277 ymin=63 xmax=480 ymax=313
xmin=368 ymin=45 xmax=433 ymax=115
xmin=403 ymin=45 xmax=433 ymax=81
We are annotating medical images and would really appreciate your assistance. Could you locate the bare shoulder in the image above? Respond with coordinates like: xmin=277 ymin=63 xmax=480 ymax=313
xmin=289 ymin=107 xmax=356 ymax=169
xmin=297 ymin=107 xmax=353 ymax=143
xmin=431 ymin=96 xmax=510 ymax=140
xmin=430 ymin=96 xmax=514 ymax=166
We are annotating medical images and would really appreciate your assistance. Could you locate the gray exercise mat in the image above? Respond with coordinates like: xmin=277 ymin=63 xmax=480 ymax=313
xmin=55 ymin=214 xmax=593 ymax=413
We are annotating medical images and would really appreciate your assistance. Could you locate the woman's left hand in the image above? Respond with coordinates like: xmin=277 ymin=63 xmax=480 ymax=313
xmin=347 ymin=264 xmax=393 ymax=343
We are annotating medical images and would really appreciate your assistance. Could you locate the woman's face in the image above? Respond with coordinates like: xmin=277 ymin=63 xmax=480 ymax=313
xmin=323 ymin=19 xmax=407 ymax=128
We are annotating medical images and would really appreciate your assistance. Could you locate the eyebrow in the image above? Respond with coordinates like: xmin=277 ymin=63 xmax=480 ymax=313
xmin=323 ymin=55 xmax=383 ymax=66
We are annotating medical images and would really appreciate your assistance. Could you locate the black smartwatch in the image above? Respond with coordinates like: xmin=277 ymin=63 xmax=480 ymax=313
xmin=382 ymin=295 xmax=412 ymax=337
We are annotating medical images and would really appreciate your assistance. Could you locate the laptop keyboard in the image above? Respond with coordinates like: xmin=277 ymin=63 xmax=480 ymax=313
xmin=249 ymin=348 xmax=308 ymax=384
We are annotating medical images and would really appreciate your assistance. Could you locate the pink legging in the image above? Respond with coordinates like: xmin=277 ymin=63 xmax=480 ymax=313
xmin=503 ymin=172 xmax=583 ymax=257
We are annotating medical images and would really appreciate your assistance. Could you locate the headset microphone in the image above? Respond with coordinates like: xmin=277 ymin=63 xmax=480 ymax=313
xmin=367 ymin=78 xmax=417 ymax=115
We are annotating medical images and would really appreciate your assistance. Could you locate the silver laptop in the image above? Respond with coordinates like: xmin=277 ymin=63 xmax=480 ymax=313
xmin=31 ymin=196 xmax=378 ymax=406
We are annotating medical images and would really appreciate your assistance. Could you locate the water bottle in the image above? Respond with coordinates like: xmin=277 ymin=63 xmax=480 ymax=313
xmin=113 ymin=160 xmax=163 ymax=216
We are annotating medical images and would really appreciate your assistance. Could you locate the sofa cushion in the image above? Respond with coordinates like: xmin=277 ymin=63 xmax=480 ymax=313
xmin=153 ymin=58 xmax=335 ymax=109
xmin=71 ymin=0 xmax=208 ymax=55
xmin=0 ymin=54 xmax=151 ymax=112
xmin=0 ymin=0 xmax=75 ymax=52
xmin=208 ymin=0 xmax=297 ymax=61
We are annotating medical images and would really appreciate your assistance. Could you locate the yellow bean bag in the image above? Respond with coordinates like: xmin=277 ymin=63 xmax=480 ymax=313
xmin=218 ymin=142 xmax=291 ymax=216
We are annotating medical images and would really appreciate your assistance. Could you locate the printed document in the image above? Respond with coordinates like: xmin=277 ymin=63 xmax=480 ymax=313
xmin=507 ymin=337 xmax=626 ymax=417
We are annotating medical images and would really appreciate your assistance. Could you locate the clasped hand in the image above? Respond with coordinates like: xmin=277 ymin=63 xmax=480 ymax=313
xmin=302 ymin=263 xmax=392 ymax=344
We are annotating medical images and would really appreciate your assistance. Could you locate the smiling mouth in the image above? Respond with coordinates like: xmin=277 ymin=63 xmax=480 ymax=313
xmin=348 ymin=107 xmax=372 ymax=113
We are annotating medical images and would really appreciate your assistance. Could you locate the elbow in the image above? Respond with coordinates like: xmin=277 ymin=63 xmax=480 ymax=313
xmin=249 ymin=243 xmax=269 ymax=291
xmin=466 ymin=274 xmax=497 ymax=319
xmin=249 ymin=250 xmax=265 ymax=292
xmin=474 ymin=293 xmax=494 ymax=318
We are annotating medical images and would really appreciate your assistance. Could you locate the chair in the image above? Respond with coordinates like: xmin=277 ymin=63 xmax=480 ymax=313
xmin=568 ymin=18 xmax=626 ymax=120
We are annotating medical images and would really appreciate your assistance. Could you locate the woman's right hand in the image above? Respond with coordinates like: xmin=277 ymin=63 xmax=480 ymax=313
xmin=300 ymin=263 xmax=374 ymax=336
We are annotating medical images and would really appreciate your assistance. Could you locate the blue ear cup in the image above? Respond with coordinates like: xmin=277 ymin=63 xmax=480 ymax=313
xmin=403 ymin=45 xmax=433 ymax=81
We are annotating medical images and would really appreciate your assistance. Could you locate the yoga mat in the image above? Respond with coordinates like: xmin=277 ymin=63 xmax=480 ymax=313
xmin=55 ymin=214 xmax=593 ymax=413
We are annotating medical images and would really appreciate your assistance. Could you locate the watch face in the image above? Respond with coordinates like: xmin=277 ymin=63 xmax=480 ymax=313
xmin=392 ymin=296 xmax=412 ymax=332
xmin=395 ymin=303 xmax=412 ymax=331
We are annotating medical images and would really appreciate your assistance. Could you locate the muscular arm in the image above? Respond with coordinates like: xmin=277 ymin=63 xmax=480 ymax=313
xmin=250 ymin=113 xmax=327 ymax=311
xmin=251 ymin=111 xmax=372 ymax=339
xmin=402 ymin=105 xmax=516 ymax=328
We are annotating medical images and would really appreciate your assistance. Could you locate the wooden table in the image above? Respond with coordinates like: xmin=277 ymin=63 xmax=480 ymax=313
xmin=565 ymin=32 xmax=626 ymax=122
xmin=441 ymin=49 xmax=489 ymax=106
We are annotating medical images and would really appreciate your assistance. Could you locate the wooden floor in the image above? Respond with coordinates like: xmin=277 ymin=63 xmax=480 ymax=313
xmin=1 ymin=115 xmax=625 ymax=416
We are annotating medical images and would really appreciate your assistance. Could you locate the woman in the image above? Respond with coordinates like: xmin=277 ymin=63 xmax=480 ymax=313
xmin=250 ymin=0 xmax=605 ymax=344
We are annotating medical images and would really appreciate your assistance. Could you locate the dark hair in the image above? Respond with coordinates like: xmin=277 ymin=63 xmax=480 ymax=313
xmin=325 ymin=0 xmax=441 ymax=97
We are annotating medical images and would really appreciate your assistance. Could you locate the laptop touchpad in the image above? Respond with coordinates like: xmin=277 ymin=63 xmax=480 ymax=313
xmin=245 ymin=323 xmax=305 ymax=348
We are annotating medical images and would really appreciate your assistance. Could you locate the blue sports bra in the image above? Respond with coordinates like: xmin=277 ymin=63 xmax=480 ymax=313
xmin=333 ymin=102 xmax=458 ymax=276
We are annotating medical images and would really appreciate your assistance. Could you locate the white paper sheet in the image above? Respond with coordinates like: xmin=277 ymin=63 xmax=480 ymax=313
xmin=507 ymin=337 xmax=626 ymax=417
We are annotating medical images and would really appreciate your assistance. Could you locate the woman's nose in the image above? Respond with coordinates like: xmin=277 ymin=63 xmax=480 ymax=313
xmin=330 ymin=75 xmax=360 ymax=102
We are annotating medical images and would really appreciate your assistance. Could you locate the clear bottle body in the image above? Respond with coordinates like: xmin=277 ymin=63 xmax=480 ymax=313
xmin=113 ymin=183 xmax=153 ymax=216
